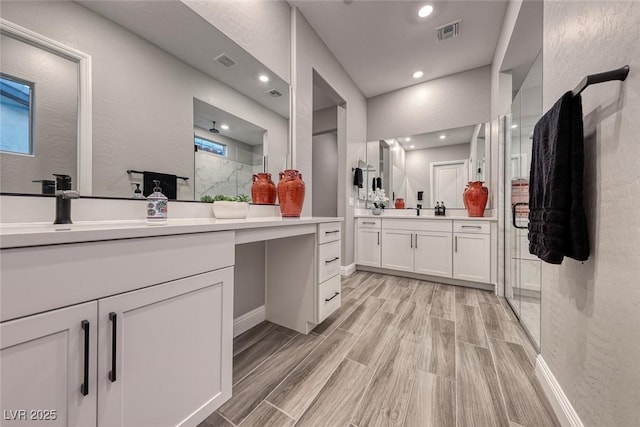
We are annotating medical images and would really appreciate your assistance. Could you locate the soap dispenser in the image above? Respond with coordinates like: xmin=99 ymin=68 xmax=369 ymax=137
xmin=441 ymin=201 xmax=447 ymax=216
xmin=435 ymin=201 xmax=441 ymax=216
xmin=146 ymin=180 xmax=168 ymax=224
xmin=132 ymin=183 xmax=145 ymax=199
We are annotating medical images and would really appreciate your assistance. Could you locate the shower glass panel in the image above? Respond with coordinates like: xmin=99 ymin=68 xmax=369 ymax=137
xmin=505 ymin=51 xmax=543 ymax=348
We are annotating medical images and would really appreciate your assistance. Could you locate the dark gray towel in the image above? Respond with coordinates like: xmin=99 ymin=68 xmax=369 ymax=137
xmin=528 ymin=91 xmax=589 ymax=264
xmin=353 ymin=168 xmax=363 ymax=188
xmin=376 ymin=177 xmax=382 ymax=191
xmin=143 ymin=171 xmax=177 ymax=200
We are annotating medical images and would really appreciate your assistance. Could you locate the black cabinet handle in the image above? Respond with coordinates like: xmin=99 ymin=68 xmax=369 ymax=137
xmin=81 ymin=320 xmax=90 ymax=396
xmin=415 ymin=233 xmax=418 ymax=249
xmin=325 ymin=230 xmax=340 ymax=234
xmin=325 ymin=291 xmax=340 ymax=302
xmin=377 ymin=231 xmax=380 ymax=245
xmin=109 ymin=312 xmax=117 ymax=382
xmin=512 ymin=202 xmax=528 ymax=229
xmin=362 ymin=221 xmax=376 ymax=225
xmin=325 ymin=257 xmax=340 ymax=264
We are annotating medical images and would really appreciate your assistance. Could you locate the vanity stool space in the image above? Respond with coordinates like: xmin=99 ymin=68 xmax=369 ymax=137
xmin=0 ymin=217 xmax=342 ymax=427
xmin=355 ymin=216 xmax=497 ymax=290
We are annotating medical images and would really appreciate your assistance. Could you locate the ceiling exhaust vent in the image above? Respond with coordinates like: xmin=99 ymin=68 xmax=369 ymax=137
xmin=214 ymin=53 xmax=236 ymax=68
xmin=436 ymin=19 xmax=461 ymax=41
xmin=266 ymin=89 xmax=283 ymax=97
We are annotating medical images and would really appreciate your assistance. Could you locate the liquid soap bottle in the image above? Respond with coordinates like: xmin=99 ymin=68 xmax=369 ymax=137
xmin=132 ymin=183 xmax=145 ymax=199
xmin=147 ymin=180 xmax=168 ymax=225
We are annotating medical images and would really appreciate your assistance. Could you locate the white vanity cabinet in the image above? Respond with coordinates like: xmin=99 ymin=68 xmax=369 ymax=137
xmin=453 ymin=221 xmax=491 ymax=283
xmin=355 ymin=218 xmax=381 ymax=267
xmin=0 ymin=302 xmax=98 ymax=427
xmin=316 ymin=222 xmax=342 ymax=324
xmin=414 ymin=230 xmax=453 ymax=277
xmin=381 ymin=229 xmax=415 ymax=271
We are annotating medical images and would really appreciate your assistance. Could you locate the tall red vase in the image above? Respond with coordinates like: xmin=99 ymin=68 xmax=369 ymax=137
xmin=277 ymin=169 xmax=305 ymax=217
xmin=251 ymin=173 xmax=276 ymax=205
xmin=463 ymin=181 xmax=489 ymax=217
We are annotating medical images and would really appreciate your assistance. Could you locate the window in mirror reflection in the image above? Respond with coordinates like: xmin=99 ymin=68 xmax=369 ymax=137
xmin=194 ymin=136 xmax=226 ymax=157
xmin=0 ymin=75 xmax=33 ymax=155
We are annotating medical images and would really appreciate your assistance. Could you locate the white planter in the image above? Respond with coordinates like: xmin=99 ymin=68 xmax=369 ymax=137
xmin=212 ymin=201 xmax=249 ymax=219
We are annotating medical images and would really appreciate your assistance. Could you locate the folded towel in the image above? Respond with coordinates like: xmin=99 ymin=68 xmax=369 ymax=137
xmin=528 ymin=91 xmax=589 ymax=264
xmin=353 ymin=167 xmax=363 ymax=188
xmin=143 ymin=171 xmax=177 ymax=200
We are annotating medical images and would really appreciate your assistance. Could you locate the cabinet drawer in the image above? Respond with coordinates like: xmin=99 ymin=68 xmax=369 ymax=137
xmin=382 ymin=218 xmax=452 ymax=232
xmin=318 ymin=222 xmax=342 ymax=244
xmin=357 ymin=218 xmax=381 ymax=229
xmin=453 ymin=220 xmax=490 ymax=234
xmin=318 ymin=240 xmax=341 ymax=283
xmin=317 ymin=274 xmax=341 ymax=323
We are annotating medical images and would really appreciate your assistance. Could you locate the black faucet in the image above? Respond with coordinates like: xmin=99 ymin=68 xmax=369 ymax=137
xmin=53 ymin=174 xmax=80 ymax=224
xmin=416 ymin=207 xmax=421 ymax=216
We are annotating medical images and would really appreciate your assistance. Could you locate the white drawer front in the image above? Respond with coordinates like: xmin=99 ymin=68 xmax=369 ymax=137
xmin=382 ymin=218 xmax=452 ymax=232
xmin=317 ymin=274 xmax=341 ymax=324
xmin=318 ymin=240 xmax=342 ymax=283
xmin=453 ymin=220 xmax=490 ymax=234
xmin=318 ymin=222 xmax=342 ymax=244
xmin=356 ymin=218 xmax=381 ymax=229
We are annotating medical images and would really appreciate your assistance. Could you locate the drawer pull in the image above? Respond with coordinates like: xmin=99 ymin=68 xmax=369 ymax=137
xmin=108 ymin=312 xmax=117 ymax=383
xmin=81 ymin=320 xmax=90 ymax=396
xmin=461 ymin=225 xmax=482 ymax=229
xmin=325 ymin=257 xmax=340 ymax=264
xmin=325 ymin=230 xmax=340 ymax=234
xmin=325 ymin=291 xmax=340 ymax=302
xmin=362 ymin=221 xmax=376 ymax=225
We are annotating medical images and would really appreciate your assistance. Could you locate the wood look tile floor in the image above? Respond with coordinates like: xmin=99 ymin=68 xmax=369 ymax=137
xmin=200 ymin=272 xmax=559 ymax=427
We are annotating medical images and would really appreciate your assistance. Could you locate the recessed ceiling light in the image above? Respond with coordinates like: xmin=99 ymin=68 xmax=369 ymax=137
xmin=410 ymin=145 xmax=416 ymax=149
xmin=412 ymin=70 xmax=424 ymax=79
xmin=418 ymin=4 xmax=434 ymax=18
xmin=258 ymin=74 xmax=269 ymax=83
xmin=439 ymin=135 xmax=446 ymax=139
xmin=511 ymin=124 xmax=518 ymax=129
xmin=405 ymin=137 xmax=411 ymax=142
xmin=220 ymin=124 xmax=229 ymax=130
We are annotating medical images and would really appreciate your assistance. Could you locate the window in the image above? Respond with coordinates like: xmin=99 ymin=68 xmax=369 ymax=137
xmin=194 ymin=136 xmax=226 ymax=156
xmin=0 ymin=75 xmax=33 ymax=155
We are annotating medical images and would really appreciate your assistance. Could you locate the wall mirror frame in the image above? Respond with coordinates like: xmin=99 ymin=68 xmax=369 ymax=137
xmin=365 ymin=121 xmax=492 ymax=210
xmin=0 ymin=18 xmax=93 ymax=195
xmin=0 ymin=1 xmax=291 ymax=202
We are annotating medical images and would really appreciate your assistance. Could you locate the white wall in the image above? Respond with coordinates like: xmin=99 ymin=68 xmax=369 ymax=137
xmin=1 ymin=1 xmax=288 ymax=200
xmin=292 ymin=8 xmax=367 ymax=266
xmin=367 ymin=66 xmax=491 ymax=141
xmin=312 ymin=106 xmax=337 ymax=134
xmin=0 ymin=34 xmax=77 ymax=193
xmin=541 ymin=1 xmax=640 ymax=425
xmin=234 ymin=242 xmax=266 ymax=318
xmin=405 ymin=143 xmax=471 ymax=208
xmin=183 ymin=0 xmax=291 ymax=84
xmin=312 ymin=133 xmax=338 ymax=217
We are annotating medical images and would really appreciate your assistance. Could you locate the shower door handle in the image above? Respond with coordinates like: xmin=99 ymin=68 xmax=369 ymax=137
xmin=512 ymin=203 xmax=528 ymax=229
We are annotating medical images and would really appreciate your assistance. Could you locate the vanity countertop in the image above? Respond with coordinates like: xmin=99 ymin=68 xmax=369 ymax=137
xmin=355 ymin=214 xmax=497 ymax=221
xmin=0 ymin=217 xmax=344 ymax=249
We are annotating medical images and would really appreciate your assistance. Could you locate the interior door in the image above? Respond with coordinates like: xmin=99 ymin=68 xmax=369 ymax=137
xmin=432 ymin=160 xmax=467 ymax=207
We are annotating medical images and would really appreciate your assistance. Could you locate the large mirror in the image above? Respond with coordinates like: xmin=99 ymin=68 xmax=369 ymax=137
xmin=366 ymin=121 xmax=491 ymax=209
xmin=0 ymin=1 xmax=290 ymax=201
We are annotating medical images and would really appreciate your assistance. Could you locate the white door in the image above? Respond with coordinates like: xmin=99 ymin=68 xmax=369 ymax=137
xmin=414 ymin=231 xmax=453 ymax=278
xmin=453 ymin=233 xmax=491 ymax=283
xmin=356 ymin=228 xmax=381 ymax=267
xmin=1 ymin=302 xmax=98 ymax=427
xmin=381 ymin=229 xmax=414 ymax=272
xmin=97 ymin=268 xmax=233 ymax=427
xmin=431 ymin=160 xmax=468 ymax=208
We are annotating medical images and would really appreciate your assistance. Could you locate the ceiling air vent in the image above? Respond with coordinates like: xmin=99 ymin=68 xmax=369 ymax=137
xmin=266 ymin=89 xmax=282 ymax=97
xmin=436 ymin=19 xmax=462 ymax=41
xmin=214 ymin=53 xmax=236 ymax=68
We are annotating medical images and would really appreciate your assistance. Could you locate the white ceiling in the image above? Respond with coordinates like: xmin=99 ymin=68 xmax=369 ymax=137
xmin=193 ymin=98 xmax=266 ymax=145
xmin=396 ymin=124 xmax=477 ymax=151
xmin=291 ymin=0 xmax=508 ymax=97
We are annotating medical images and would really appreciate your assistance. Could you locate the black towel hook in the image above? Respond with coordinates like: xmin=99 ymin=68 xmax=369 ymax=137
xmin=572 ymin=65 xmax=630 ymax=97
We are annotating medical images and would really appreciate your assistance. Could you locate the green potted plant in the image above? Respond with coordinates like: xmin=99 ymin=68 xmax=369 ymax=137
xmin=201 ymin=194 xmax=251 ymax=219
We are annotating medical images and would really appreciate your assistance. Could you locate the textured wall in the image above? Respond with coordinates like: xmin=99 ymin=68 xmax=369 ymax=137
xmin=541 ymin=1 xmax=640 ymax=425
xmin=1 ymin=1 xmax=288 ymax=200
xmin=367 ymin=66 xmax=491 ymax=142
xmin=0 ymin=34 xmax=77 ymax=194
xmin=293 ymin=8 xmax=367 ymax=266
xmin=183 ymin=0 xmax=291 ymax=84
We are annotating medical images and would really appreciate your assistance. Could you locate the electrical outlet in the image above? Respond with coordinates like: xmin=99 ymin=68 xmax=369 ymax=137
xmin=349 ymin=197 xmax=354 ymax=206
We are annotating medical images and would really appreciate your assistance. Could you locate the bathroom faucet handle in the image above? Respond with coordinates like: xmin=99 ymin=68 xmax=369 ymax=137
xmin=56 ymin=190 xmax=80 ymax=199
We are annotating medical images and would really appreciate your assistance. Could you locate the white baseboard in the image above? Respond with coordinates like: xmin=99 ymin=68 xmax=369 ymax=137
xmin=233 ymin=305 xmax=266 ymax=338
xmin=341 ymin=263 xmax=356 ymax=276
xmin=535 ymin=355 xmax=584 ymax=427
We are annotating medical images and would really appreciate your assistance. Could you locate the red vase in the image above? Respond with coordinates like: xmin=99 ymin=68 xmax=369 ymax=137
xmin=395 ymin=198 xmax=405 ymax=209
xmin=277 ymin=169 xmax=305 ymax=217
xmin=463 ymin=181 xmax=489 ymax=217
xmin=251 ymin=173 xmax=276 ymax=205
